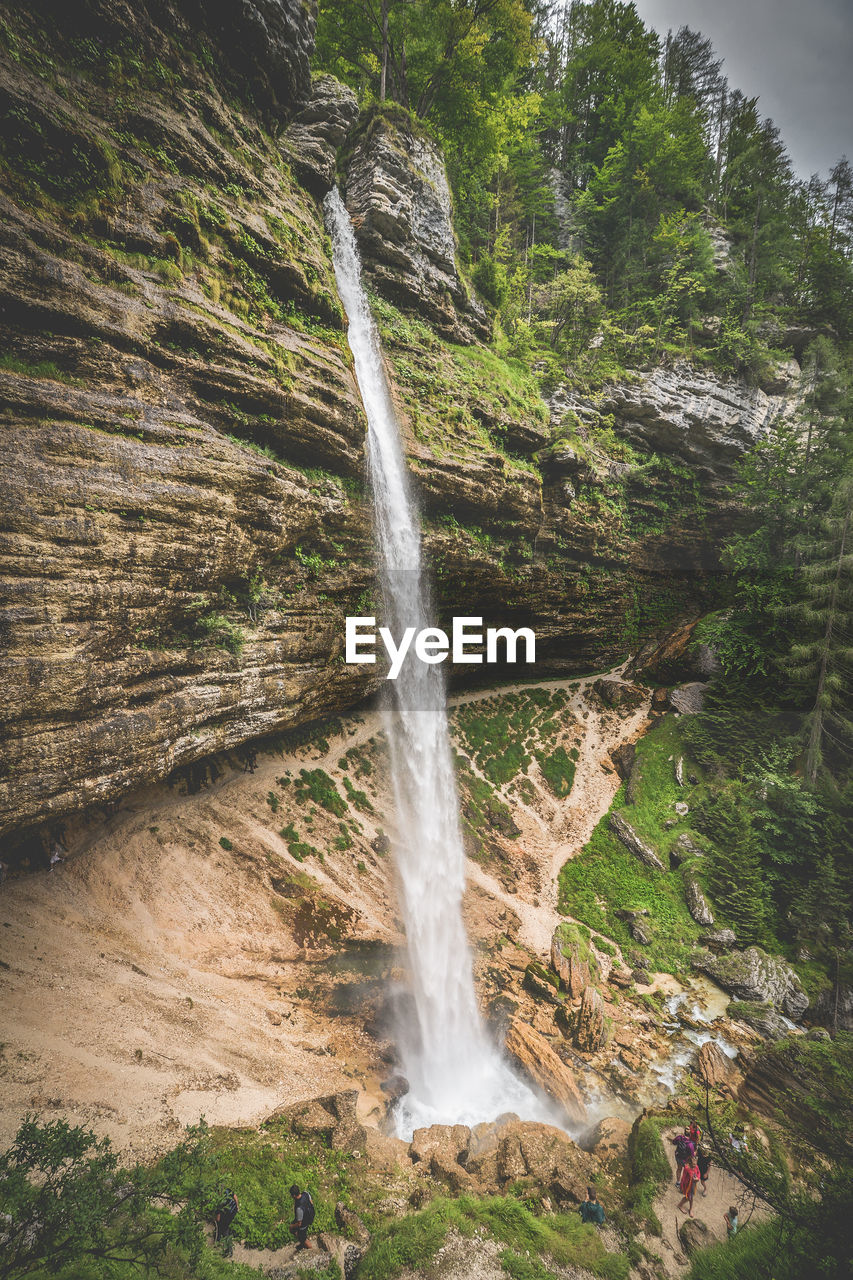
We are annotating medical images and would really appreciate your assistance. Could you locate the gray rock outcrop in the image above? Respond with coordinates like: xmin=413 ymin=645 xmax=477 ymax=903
xmin=345 ymin=113 xmax=489 ymax=343
xmin=283 ymin=74 xmax=358 ymax=194
xmin=693 ymin=947 xmax=808 ymax=1020
xmin=682 ymin=867 xmax=714 ymax=926
xmin=609 ymin=813 xmax=665 ymax=871
xmin=601 ymin=362 xmax=801 ymax=481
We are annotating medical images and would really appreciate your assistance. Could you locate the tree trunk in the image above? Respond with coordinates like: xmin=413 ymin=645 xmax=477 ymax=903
xmin=379 ymin=0 xmax=389 ymax=102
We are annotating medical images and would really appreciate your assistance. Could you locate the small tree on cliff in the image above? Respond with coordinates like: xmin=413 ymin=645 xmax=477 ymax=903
xmin=0 ymin=1116 xmax=218 ymax=1280
xmin=700 ymin=786 xmax=771 ymax=945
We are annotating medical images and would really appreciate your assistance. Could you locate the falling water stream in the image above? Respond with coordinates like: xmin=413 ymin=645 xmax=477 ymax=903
xmin=324 ymin=188 xmax=556 ymax=1138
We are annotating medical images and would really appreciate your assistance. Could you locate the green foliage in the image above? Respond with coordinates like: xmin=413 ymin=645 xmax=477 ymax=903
xmin=355 ymin=1194 xmax=628 ymax=1280
xmin=536 ymin=746 xmax=576 ymax=798
xmin=294 ymin=769 xmax=348 ymax=816
xmin=626 ymin=1118 xmax=670 ymax=1233
xmin=0 ymin=1117 xmax=218 ymax=1280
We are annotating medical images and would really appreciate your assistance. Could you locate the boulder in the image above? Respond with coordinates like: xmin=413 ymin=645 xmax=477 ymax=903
xmin=266 ymin=1090 xmax=365 ymax=1151
xmin=608 ymin=966 xmax=634 ymax=988
xmin=682 ymin=868 xmax=714 ymax=926
xmin=609 ymin=813 xmax=665 ymax=871
xmin=467 ymin=1117 xmax=600 ymax=1205
xmin=575 ymin=985 xmax=606 ymax=1052
xmin=410 ymin=1123 xmax=470 ymax=1167
xmin=283 ymin=74 xmax=359 ymax=194
xmin=334 ymin=1203 xmax=370 ymax=1246
xmin=587 ymin=1116 xmax=632 ymax=1165
xmin=693 ymin=947 xmax=808 ymax=1020
xmin=505 ymin=1020 xmax=587 ymax=1128
xmin=700 ymin=927 xmax=737 ymax=953
xmin=675 ymin=756 xmax=684 ymax=786
xmin=524 ymin=961 xmax=563 ymax=1004
xmin=668 ymin=683 xmax=709 ymax=714
xmin=593 ymin=678 xmax=645 ymax=710
xmin=674 ymin=833 xmax=707 ymax=859
xmin=694 ymin=1041 xmax=742 ymax=1095
xmin=550 ymin=923 xmax=595 ymax=998
xmin=726 ymin=1000 xmax=791 ymax=1040
xmin=345 ymin=113 xmax=489 ymax=343
xmin=679 ymin=1217 xmax=711 ymax=1257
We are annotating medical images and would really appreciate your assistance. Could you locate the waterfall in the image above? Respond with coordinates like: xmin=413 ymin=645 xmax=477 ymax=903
xmin=324 ymin=188 xmax=555 ymax=1137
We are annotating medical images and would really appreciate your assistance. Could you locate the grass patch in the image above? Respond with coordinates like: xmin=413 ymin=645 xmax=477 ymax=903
xmin=294 ymin=769 xmax=348 ymax=816
xmin=355 ymin=1195 xmax=629 ymax=1280
xmin=625 ymin=1118 xmax=670 ymax=1235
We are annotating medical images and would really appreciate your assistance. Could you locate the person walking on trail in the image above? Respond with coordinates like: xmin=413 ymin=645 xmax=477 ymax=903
xmin=697 ymin=1143 xmax=713 ymax=1196
xmin=213 ymin=1188 xmax=239 ymax=1252
xmin=725 ymin=1206 xmax=739 ymax=1238
xmin=678 ymin=1155 xmax=700 ymax=1216
xmin=579 ymin=1187 xmax=605 ymax=1225
xmin=289 ymin=1183 xmax=316 ymax=1250
xmin=671 ymin=1130 xmax=695 ymax=1185
xmin=688 ymin=1119 xmax=703 ymax=1149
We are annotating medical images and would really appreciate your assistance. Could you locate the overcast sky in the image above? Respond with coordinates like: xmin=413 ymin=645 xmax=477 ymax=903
xmin=631 ymin=0 xmax=852 ymax=180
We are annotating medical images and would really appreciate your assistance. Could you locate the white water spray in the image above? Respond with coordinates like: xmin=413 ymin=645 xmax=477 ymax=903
xmin=325 ymin=188 xmax=556 ymax=1137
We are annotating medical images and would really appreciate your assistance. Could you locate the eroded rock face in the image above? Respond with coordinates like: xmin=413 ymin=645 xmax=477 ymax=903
xmin=283 ymin=73 xmax=359 ymax=194
xmin=609 ymin=814 xmax=665 ymax=872
xmin=693 ymin=947 xmax=808 ymax=1020
xmin=602 ymin=362 xmax=801 ymax=481
xmin=186 ymin=0 xmax=317 ymax=113
xmin=504 ymin=1020 xmax=587 ymax=1128
xmin=694 ymin=1041 xmax=742 ymax=1095
xmin=345 ymin=114 xmax=489 ymax=343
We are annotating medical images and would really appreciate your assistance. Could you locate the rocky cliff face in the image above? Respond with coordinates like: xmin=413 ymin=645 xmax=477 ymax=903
xmin=344 ymin=111 xmax=490 ymax=343
xmin=0 ymin=4 xmax=800 ymax=849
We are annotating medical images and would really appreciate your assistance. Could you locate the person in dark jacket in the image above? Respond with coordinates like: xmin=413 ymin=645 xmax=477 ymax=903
xmin=289 ymin=1183 xmax=315 ymax=1250
xmin=697 ymin=1144 xmax=713 ymax=1195
xmin=579 ymin=1187 xmax=605 ymax=1225
xmin=213 ymin=1188 xmax=239 ymax=1252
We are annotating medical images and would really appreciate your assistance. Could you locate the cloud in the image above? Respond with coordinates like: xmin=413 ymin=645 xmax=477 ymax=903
xmin=632 ymin=0 xmax=852 ymax=177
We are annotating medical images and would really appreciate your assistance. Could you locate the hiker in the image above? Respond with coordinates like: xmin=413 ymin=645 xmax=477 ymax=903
xmin=579 ymin=1187 xmax=605 ymax=1226
xmin=697 ymin=1143 xmax=712 ymax=1196
xmin=678 ymin=1155 xmax=700 ymax=1217
xmin=688 ymin=1119 xmax=703 ymax=1149
xmin=671 ymin=1129 xmax=695 ymax=1184
xmin=289 ymin=1183 xmax=315 ymax=1250
xmin=724 ymin=1206 xmax=739 ymax=1238
xmin=213 ymin=1188 xmax=239 ymax=1251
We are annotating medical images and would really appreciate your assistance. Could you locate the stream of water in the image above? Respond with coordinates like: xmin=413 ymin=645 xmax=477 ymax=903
xmin=324 ymin=188 xmax=556 ymax=1138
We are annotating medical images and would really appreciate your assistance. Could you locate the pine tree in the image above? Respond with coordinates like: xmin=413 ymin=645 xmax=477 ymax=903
xmin=701 ymin=788 xmax=771 ymax=945
xmin=784 ymin=475 xmax=853 ymax=785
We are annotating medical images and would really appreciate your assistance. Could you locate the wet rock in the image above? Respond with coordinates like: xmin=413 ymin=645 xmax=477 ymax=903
xmin=679 ymin=1217 xmax=711 ymax=1256
xmin=345 ymin=113 xmax=489 ymax=343
xmin=693 ymin=947 xmax=808 ymax=1020
xmin=668 ymin=683 xmax=709 ymax=714
xmin=283 ymin=74 xmax=358 ymax=194
xmin=505 ymin=1020 xmax=587 ymax=1128
xmin=609 ymin=814 xmax=665 ymax=871
xmin=574 ymin=985 xmax=606 ymax=1052
xmin=380 ymin=1074 xmax=410 ymax=1104
xmin=694 ymin=1041 xmax=742 ymax=1095
xmin=190 ymin=0 xmax=316 ymax=114
xmin=593 ymin=678 xmax=645 ymax=709
xmin=682 ymin=868 xmax=714 ymax=926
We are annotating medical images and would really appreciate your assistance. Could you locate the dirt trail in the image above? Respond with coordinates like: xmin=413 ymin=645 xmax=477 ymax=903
xmin=0 ymin=662 xmax=652 ymax=1153
xmin=652 ymin=1128 xmax=770 ymax=1275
